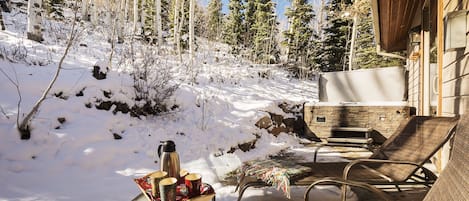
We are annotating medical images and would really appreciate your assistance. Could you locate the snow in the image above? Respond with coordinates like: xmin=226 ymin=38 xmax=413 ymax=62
xmin=0 ymin=7 xmax=360 ymax=201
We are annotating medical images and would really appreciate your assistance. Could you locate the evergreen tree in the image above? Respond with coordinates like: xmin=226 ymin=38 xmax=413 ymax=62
xmin=354 ymin=0 xmax=403 ymax=68
xmin=224 ymin=0 xmax=243 ymax=53
xmin=195 ymin=4 xmax=208 ymax=37
xmin=207 ymin=0 xmax=223 ymax=41
xmin=161 ymin=0 xmax=171 ymax=33
xmin=315 ymin=0 xmax=352 ymax=72
xmin=243 ymin=0 xmax=256 ymax=49
xmin=46 ymin=0 xmax=64 ymax=19
xmin=283 ymin=0 xmax=315 ymax=65
xmin=143 ymin=0 xmax=156 ymax=41
xmin=252 ymin=0 xmax=280 ymax=64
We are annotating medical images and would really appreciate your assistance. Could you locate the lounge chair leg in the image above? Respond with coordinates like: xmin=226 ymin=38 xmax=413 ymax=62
xmin=313 ymin=144 xmax=324 ymax=163
xmin=237 ymin=181 xmax=267 ymax=201
xmin=237 ymin=185 xmax=248 ymax=201
xmin=395 ymin=184 xmax=402 ymax=192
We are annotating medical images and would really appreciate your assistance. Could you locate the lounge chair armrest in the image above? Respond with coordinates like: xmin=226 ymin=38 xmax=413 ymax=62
xmin=304 ymin=177 xmax=392 ymax=201
xmin=343 ymin=159 xmax=422 ymax=180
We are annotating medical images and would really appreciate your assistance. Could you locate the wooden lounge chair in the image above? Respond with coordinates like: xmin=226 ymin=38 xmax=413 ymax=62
xmin=236 ymin=116 xmax=460 ymax=201
xmin=304 ymin=112 xmax=469 ymax=201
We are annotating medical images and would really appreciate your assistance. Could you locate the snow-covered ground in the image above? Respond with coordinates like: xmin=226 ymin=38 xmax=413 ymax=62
xmin=0 ymin=7 xmax=365 ymax=201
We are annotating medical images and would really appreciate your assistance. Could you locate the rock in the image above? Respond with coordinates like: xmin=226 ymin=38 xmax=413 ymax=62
xmin=113 ymin=133 xmax=123 ymax=140
xmin=282 ymin=117 xmax=296 ymax=128
xmin=293 ymin=116 xmax=306 ymax=134
xmin=270 ymin=127 xmax=291 ymax=136
xmin=96 ymin=101 xmax=112 ymax=111
xmin=255 ymin=116 xmax=272 ymax=129
xmin=75 ymin=90 xmax=84 ymax=97
xmin=57 ymin=117 xmax=66 ymax=124
xmin=238 ymin=141 xmax=255 ymax=152
xmin=227 ymin=147 xmax=236 ymax=154
xmin=113 ymin=102 xmax=130 ymax=114
xmin=103 ymin=90 xmax=112 ymax=98
xmin=279 ymin=102 xmax=291 ymax=113
xmin=270 ymin=113 xmax=284 ymax=126
xmin=92 ymin=62 xmax=108 ymax=80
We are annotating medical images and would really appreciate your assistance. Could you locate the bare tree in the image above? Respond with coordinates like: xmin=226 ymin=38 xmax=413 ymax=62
xmin=173 ymin=0 xmax=184 ymax=61
xmin=155 ymin=0 xmax=162 ymax=48
xmin=17 ymin=3 xmax=81 ymax=139
xmin=0 ymin=67 xmax=21 ymax=122
xmin=140 ymin=0 xmax=145 ymax=34
xmin=108 ymin=0 xmax=125 ymax=69
xmin=90 ymin=0 xmax=99 ymax=26
xmin=189 ymin=0 xmax=194 ymax=63
xmin=81 ymin=0 xmax=90 ymax=21
xmin=117 ymin=0 xmax=126 ymax=43
xmin=133 ymin=0 xmax=138 ymax=34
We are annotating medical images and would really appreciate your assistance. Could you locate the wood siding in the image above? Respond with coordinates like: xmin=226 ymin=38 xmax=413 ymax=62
xmin=408 ymin=61 xmax=421 ymax=109
xmin=442 ymin=0 xmax=469 ymax=116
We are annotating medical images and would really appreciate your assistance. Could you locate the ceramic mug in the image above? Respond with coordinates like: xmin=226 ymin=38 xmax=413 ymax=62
xmin=159 ymin=177 xmax=178 ymax=201
xmin=185 ymin=173 xmax=202 ymax=198
xmin=149 ymin=170 xmax=168 ymax=198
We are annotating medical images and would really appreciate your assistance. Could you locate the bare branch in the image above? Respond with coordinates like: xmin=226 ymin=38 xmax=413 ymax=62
xmin=0 ymin=66 xmax=22 ymax=124
xmin=17 ymin=1 xmax=80 ymax=139
xmin=0 ymin=105 xmax=8 ymax=119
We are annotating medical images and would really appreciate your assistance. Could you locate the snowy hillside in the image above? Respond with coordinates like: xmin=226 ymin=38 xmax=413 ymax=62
xmin=0 ymin=6 xmax=326 ymax=201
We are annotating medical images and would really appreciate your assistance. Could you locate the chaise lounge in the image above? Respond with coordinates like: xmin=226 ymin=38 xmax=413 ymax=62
xmin=236 ymin=116 xmax=460 ymax=201
xmin=304 ymin=111 xmax=469 ymax=201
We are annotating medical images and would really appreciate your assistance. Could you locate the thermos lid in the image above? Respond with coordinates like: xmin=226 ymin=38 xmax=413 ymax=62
xmin=161 ymin=140 xmax=176 ymax=152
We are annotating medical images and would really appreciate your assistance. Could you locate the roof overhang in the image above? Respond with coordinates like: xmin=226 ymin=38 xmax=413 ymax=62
xmin=371 ymin=0 xmax=423 ymax=52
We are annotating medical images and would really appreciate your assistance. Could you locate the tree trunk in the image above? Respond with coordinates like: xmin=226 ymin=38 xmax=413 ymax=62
xmin=189 ymin=0 xmax=194 ymax=62
xmin=155 ymin=0 xmax=162 ymax=47
xmin=318 ymin=0 xmax=324 ymax=40
xmin=27 ymin=0 xmax=44 ymax=42
xmin=81 ymin=0 xmax=90 ymax=21
xmin=140 ymin=0 xmax=146 ymax=35
xmin=176 ymin=0 xmax=184 ymax=61
xmin=90 ymin=0 xmax=98 ymax=26
xmin=0 ymin=9 xmax=5 ymax=30
xmin=18 ymin=7 xmax=78 ymax=139
xmin=173 ymin=0 xmax=180 ymax=57
xmin=117 ymin=0 xmax=126 ymax=43
xmin=133 ymin=0 xmax=138 ymax=35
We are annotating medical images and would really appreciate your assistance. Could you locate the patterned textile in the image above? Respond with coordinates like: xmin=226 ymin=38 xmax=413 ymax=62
xmin=238 ymin=159 xmax=312 ymax=199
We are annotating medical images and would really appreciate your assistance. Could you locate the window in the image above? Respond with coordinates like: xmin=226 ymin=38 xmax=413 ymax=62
xmin=444 ymin=10 xmax=467 ymax=51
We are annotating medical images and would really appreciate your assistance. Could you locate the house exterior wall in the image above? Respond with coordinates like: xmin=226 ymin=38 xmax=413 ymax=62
xmin=407 ymin=59 xmax=421 ymax=111
xmin=441 ymin=0 xmax=469 ymax=116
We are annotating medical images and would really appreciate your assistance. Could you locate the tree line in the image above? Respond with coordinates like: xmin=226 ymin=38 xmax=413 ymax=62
xmin=20 ymin=0 xmax=403 ymax=72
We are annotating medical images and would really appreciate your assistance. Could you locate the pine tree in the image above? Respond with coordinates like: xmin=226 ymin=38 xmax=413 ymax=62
xmin=315 ymin=0 xmax=352 ymax=72
xmin=243 ymin=0 xmax=256 ymax=49
xmin=252 ymin=0 xmax=279 ymax=64
xmin=46 ymin=0 xmax=64 ymax=19
xmin=194 ymin=4 xmax=207 ymax=37
xmin=161 ymin=0 xmax=171 ymax=34
xmin=207 ymin=0 xmax=222 ymax=41
xmin=283 ymin=0 xmax=315 ymax=65
xmin=143 ymin=0 xmax=155 ymax=41
xmin=353 ymin=0 xmax=403 ymax=68
xmin=224 ymin=0 xmax=243 ymax=53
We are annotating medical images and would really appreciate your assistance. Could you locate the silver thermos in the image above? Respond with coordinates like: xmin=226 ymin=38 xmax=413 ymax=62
xmin=158 ymin=140 xmax=180 ymax=181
